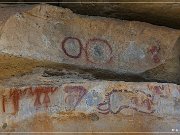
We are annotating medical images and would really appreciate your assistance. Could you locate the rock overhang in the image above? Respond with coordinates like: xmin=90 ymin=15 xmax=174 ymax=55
xmin=0 ymin=3 xmax=179 ymax=133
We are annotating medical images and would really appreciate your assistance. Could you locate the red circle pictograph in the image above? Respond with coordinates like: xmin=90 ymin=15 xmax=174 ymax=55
xmin=62 ymin=37 xmax=83 ymax=58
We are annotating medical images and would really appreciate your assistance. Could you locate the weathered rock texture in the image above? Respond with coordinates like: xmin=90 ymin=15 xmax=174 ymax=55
xmin=2 ymin=0 xmax=180 ymax=29
xmin=0 ymin=3 xmax=180 ymax=134
xmin=0 ymin=68 xmax=179 ymax=133
xmin=60 ymin=0 xmax=180 ymax=29
xmin=0 ymin=4 xmax=179 ymax=84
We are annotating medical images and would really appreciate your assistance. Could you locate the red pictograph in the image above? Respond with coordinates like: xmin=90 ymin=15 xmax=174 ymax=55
xmin=1 ymin=86 xmax=58 ymax=114
xmin=64 ymin=86 xmax=87 ymax=110
xmin=29 ymin=86 xmax=58 ymax=109
xmin=2 ymin=95 xmax=6 ymax=113
xmin=61 ymin=37 xmax=113 ymax=65
xmin=149 ymin=45 xmax=160 ymax=63
xmin=97 ymin=89 xmax=154 ymax=115
xmin=62 ymin=37 xmax=83 ymax=58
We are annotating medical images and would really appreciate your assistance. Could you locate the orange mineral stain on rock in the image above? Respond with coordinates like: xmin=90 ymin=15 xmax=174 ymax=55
xmin=0 ymin=105 xmax=171 ymax=135
xmin=31 ymin=114 xmax=55 ymax=132
xmin=53 ymin=111 xmax=92 ymax=122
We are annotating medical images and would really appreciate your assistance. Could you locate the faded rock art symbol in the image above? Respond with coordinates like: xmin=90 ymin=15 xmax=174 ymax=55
xmin=148 ymin=85 xmax=165 ymax=95
xmin=147 ymin=39 xmax=161 ymax=63
xmin=120 ymin=28 xmax=145 ymax=65
xmin=85 ymin=38 xmax=112 ymax=64
xmin=64 ymin=86 xmax=87 ymax=111
xmin=174 ymin=98 xmax=180 ymax=111
xmin=97 ymin=89 xmax=154 ymax=115
xmin=61 ymin=37 xmax=113 ymax=64
xmin=122 ymin=41 xmax=145 ymax=63
xmin=149 ymin=45 xmax=160 ymax=63
xmin=85 ymin=90 xmax=102 ymax=106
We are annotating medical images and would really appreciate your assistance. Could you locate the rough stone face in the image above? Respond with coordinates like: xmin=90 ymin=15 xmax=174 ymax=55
xmin=0 ymin=68 xmax=179 ymax=132
xmin=2 ymin=0 xmax=180 ymax=29
xmin=0 ymin=3 xmax=180 ymax=133
xmin=0 ymin=4 xmax=179 ymax=84
xmin=60 ymin=0 xmax=180 ymax=29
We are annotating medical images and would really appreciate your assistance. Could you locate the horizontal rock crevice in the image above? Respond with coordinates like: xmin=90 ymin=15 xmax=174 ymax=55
xmin=0 ymin=3 xmax=179 ymax=133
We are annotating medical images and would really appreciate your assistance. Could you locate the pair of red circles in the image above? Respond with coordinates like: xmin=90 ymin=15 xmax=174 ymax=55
xmin=61 ymin=37 xmax=113 ymax=64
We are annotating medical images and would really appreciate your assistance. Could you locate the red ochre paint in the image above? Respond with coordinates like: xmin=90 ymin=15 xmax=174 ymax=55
xmin=61 ymin=37 xmax=83 ymax=59
xmin=61 ymin=37 xmax=114 ymax=65
xmin=2 ymin=86 xmax=58 ymax=113
xmin=64 ymin=86 xmax=87 ymax=108
xmin=149 ymin=46 xmax=159 ymax=54
xmin=98 ymin=89 xmax=154 ymax=114
xmin=142 ymin=98 xmax=153 ymax=111
xmin=31 ymin=86 xmax=58 ymax=109
xmin=10 ymin=89 xmax=21 ymax=114
xmin=148 ymin=85 xmax=164 ymax=95
xmin=2 ymin=95 xmax=6 ymax=112
xmin=152 ymin=55 xmax=160 ymax=63
xmin=149 ymin=45 xmax=160 ymax=63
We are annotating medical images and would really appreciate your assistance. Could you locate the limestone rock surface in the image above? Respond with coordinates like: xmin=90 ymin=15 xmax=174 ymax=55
xmin=60 ymin=0 xmax=180 ymax=29
xmin=0 ymin=4 xmax=180 ymax=134
xmin=0 ymin=4 xmax=179 ymax=84
xmin=0 ymin=67 xmax=179 ymax=133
